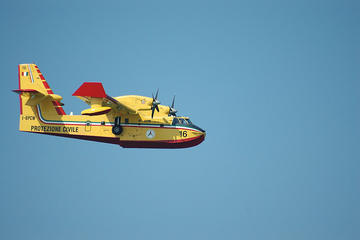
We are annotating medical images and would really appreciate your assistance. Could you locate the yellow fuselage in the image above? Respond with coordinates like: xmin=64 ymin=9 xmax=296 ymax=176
xmin=16 ymin=64 xmax=205 ymax=148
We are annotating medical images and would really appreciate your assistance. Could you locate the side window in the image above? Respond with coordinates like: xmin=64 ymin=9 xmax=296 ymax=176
xmin=172 ymin=118 xmax=180 ymax=125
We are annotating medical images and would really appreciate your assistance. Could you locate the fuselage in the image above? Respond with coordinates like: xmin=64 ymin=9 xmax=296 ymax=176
xmin=21 ymin=96 xmax=206 ymax=148
xmin=16 ymin=63 xmax=206 ymax=148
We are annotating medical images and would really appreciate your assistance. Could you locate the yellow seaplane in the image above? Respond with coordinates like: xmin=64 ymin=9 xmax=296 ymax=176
xmin=14 ymin=64 xmax=206 ymax=148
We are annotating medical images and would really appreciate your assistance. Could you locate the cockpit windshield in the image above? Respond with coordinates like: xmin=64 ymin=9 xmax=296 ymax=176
xmin=172 ymin=117 xmax=191 ymax=126
xmin=180 ymin=118 xmax=187 ymax=125
xmin=172 ymin=118 xmax=179 ymax=125
xmin=171 ymin=117 xmax=205 ymax=133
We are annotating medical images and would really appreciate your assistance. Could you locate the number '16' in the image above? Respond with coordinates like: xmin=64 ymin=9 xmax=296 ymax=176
xmin=179 ymin=130 xmax=187 ymax=137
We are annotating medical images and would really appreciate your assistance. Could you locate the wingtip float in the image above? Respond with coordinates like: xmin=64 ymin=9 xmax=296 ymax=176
xmin=14 ymin=64 xmax=206 ymax=148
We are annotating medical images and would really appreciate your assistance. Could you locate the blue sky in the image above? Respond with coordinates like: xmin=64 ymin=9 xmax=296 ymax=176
xmin=1 ymin=0 xmax=359 ymax=239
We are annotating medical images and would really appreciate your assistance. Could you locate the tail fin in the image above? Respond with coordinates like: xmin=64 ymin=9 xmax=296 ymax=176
xmin=14 ymin=64 xmax=66 ymax=132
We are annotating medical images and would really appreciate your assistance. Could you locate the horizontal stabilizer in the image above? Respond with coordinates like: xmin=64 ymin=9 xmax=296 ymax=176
xmin=13 ymin=88 xmax=63 ymax=106
xmin=12 ymin=89 xmax=38 ymax=94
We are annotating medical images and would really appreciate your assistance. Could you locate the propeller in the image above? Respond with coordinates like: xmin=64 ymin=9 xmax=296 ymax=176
xmin=168 ymin=95 xmax=177 ymax=116
xmin=151 ymin=89 xmax=160 ymax=118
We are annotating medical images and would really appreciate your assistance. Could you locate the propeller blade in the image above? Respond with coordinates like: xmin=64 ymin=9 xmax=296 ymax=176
xmin=151 ymin=107 xmax=155 ymax=118
xmin=150 ymin=89 xmax=160 ymax=118
xmin=169 ymin=109 xmax=177 ymax=116
xmin=171 ymin=95 xmax=175 ymax=108
xmin=168 ymin=95 xmax=177 ymax=116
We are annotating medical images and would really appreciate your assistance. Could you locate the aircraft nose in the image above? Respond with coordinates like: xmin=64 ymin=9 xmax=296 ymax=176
xmin=197 ymin=127 xmax=206 ymax=138
xmin=198 ymin=127 xmax=206 ymax=133
xmin=191 ymin=124 xmax=205 ymax=133
xmin=193 ymin=128 xmax=206 ymax=138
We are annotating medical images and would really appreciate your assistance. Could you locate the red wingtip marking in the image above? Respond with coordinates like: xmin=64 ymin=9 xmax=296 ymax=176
xmin=72 ymin=82 xmax=106 ymax=98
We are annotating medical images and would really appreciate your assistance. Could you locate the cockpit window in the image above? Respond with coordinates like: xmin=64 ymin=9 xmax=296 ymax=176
xmin=172 ymin=118 xmax=180 ymax=125
xmin=172 ymin=118 xmax=191 ymax=126
xmin=180 ymin=119 xmax=187 ymax=125
xmin=172 ymin=117 xmax=204 ymax=132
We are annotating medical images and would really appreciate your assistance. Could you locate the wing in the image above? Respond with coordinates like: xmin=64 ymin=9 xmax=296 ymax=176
xmin=104 ymin=95 xmax=137 ymax=114
xmin=72 ymin=82 xmax=138 ymax=115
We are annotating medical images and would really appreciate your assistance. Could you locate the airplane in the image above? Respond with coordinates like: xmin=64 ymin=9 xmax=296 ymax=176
xmin=13 ymin=64 xmax=206 ymax=148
